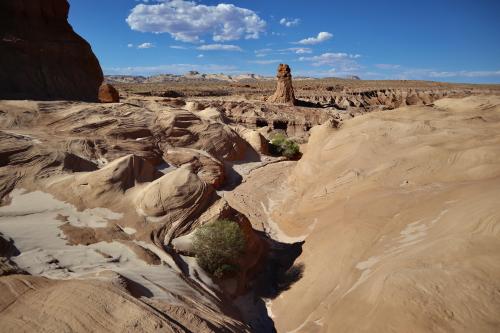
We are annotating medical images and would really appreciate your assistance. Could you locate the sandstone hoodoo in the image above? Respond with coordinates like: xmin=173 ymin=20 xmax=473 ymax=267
xmin=267 ymin=64 xmax=297 ymax=105
xmin=0 ymin=0 xmax=103 ymax=101
xmin=98 ymin=84 xmax=120 ymax=103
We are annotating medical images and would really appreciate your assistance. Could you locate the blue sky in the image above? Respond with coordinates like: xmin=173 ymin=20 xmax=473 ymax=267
xmin=68 ymin=0 xmax=500 ymax=83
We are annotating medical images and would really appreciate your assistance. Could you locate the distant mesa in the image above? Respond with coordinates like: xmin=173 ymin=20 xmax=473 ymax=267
xmin=105 ymin=72 xmax=275 ymax=84
xmin=267 ymin=64 xmax=297 ymax=106
xmin=0 ymin=0 xmax=103 ymax=101
xmin=98 ymin=84 xmax=120 ymax=103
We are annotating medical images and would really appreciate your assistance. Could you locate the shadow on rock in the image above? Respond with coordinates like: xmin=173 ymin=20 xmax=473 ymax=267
xmin=235 ymin=233 xmax=305 ymax=333
xmin=255 ymin=237 xmax=304 ymax=299
xmin=295 ymin=99 xmax=324 ymax=108
xmin=0 ymin=233 xmax=21 ymax=257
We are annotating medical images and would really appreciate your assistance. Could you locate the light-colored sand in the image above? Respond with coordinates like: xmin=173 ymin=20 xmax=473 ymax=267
xmin=265 ymin=95 xmax=500 ymax=332
xmin=0 ymin=188 xmax=211 ymax=304
xmin=0 ymin=186 xmax=250 ymax=332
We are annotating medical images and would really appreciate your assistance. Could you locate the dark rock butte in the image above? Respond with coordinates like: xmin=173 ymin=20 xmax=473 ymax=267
xmin=0 ymin=0 xmax=103 ymax=101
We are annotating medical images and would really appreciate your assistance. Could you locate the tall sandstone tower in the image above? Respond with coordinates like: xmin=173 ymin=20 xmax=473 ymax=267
xmin=267 ymin=64 xmax=297 ymax=105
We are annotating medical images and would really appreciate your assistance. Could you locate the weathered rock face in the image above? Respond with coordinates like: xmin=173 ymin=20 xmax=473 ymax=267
xmin=155 ymin=109 xmax=250 ymax=161
xmin=163 ymin=148 xmax=225 ymax=189
xmin=268 ymin=64 xmax=297 ymax=105
xmin=195 ymin=100 xmax=332 ymax=139
xmin=299 ymin=87 xmax=473 ymax=111
xmin=99 ymin=84 xmax=120 ymax=103
xmin=135 ymin=167 xmax=213 ymax=222
xmin=0 ymin=0 xmax=103 ymax=101
xmin=0 ymin=273 xmax=249 ymax=333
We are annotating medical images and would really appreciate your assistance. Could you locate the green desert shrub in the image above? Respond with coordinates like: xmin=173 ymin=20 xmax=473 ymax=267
xmin=269 ymin=133 xmax=300 ymax=159
xmin=192 ymin=219 xmax=246 ymax=278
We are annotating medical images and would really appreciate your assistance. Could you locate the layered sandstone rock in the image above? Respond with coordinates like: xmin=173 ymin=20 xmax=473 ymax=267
xmin=155 ymin=109 xmax=250 ymax=161
xmin=0 ymin=273 xmax=248 ymax=333
xmin=232 ymin=125 xmax=269 ymax=155
xmin=194 ymin=100 xmax=332 ymax=138
xmin=269 ymin=95 xmax=500 ymax=332
xmin=0 ymin=0 xmax=103 ymax=101
xmin=135 ymin=167 xmax=213 ymax=221
xmin=163 ymin=148 xmax=225 ymax=189
xmin=267 ymin=64 xmax=297 ymax=105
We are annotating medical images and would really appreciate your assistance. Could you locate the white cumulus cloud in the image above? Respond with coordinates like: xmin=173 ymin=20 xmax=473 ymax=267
xmin=300 ymin=52 xmax=362 ymax=73
xmin=105 ymin=63 xmax=241 ymax=76
xmin=286 ymin=47 xmax=312 ymax=54
xmin=428 ymin=70 xmax=500 ymax=78
xmin=279 ymin=18 xmax=300 ymax=27
xmin=250 ymin=59 xmax=282 ymax=65
xmin=254 ymin=48 xmax=273 ymax=57
xmin=300 ymin=53 xmax=360 ymax=66
xmin=126 ymin=0 xmax=266 ymax=43
xmin=197 ymin=44 xmax=243 ymax=52
xmin=137 ymin=42 xmax=155 ymax=49
xmin=296 ymin=32 xmax=333 ymax=45
xmin=375 ymin=64 xmax=401 ymax=70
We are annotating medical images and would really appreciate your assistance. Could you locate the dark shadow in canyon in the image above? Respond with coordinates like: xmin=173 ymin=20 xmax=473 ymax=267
xmin=235 ymin=233 xmax=305 ymax=333
xmin=295 ymin=99 xmax=324 ymax=108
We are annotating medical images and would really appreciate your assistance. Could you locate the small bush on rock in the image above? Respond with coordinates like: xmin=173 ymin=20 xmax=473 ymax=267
xmin=269 ymin=133 xmax=300 ymax=159
xmin=193 ymin=219 xmax=246 ymax=278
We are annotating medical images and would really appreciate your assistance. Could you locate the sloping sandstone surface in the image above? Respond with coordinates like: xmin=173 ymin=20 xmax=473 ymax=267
xmin=266 ymin=95 xmax=500 ymax=332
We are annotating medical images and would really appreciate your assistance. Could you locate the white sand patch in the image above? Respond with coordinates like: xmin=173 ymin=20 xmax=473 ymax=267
xmin=356 ymin=256 xmax=380 ymax=270
xmin=123 ymin=227 xmax=136 ymax=235
xmin=351 ymin=209 xmax=451 ymax=295
xmin=399 ymin=221 xmax=427 ymax=244
xmin=260 ymin=200 xmax=306 ymax=243
xmin=95 ymin=157 xmax=108 ymax=167
xmin=287 ymin=313 xmax=325 ymax=333
xmin=117 ymin=224 xmax=136 ymax=235
xmin=132 ymin=240 xmax=179 ymax=272
xmin=171 ymin=232 xmax=194 ymax=253
xmin=430 ymin=209 xmax=448 ymax=225
xmin=343 ymin=269 xmax=372 ymax=297
xmin=342 ymin=256 xmax=383 ymax=297
xmin=181 ymin=255 xmax=219 ymax=297
xmin=0 ymin=188 xmax=212 ymax=305
xmin=0 ymin=189 xmax=122 ymax=228
xmin=264 ymin=298 xmax=275 ymax=319
xmin=314 ymin=318 xmax=324 ymax=326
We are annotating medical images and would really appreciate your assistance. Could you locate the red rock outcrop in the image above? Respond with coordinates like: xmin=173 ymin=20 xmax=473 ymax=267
xmin=0 ymin=0 xmax=103 ymax=101
xmin=267 ymin=64 xmax=297 ymax=105
xmin=99 ymin=84 xmax=120 ymax=103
